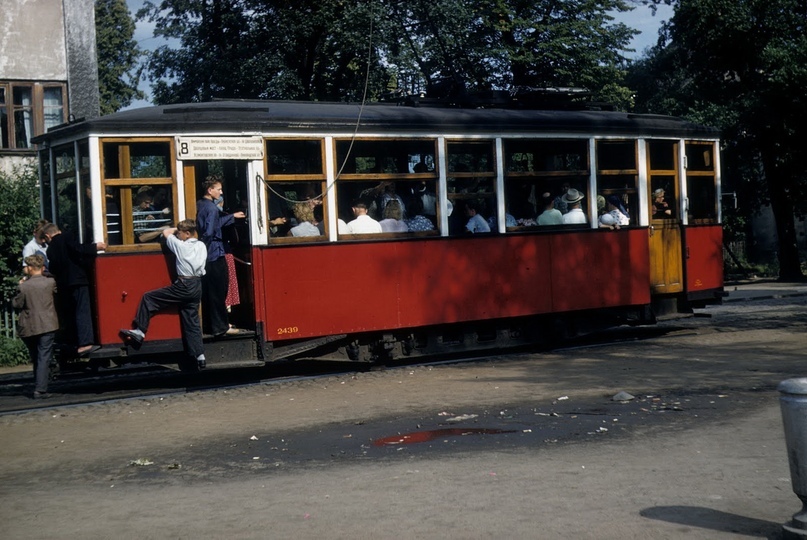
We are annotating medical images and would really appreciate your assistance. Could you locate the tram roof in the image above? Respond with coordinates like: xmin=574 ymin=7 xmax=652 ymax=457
xmin=33 ymin=100 xmax=720 ymax=143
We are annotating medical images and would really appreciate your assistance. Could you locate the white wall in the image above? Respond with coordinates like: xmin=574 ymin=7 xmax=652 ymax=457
xmin=0 ymin=0 xmax=68 ymax=80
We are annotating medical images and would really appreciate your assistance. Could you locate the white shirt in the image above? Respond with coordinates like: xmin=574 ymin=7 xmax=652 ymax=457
xmin=290 ymin=222 xmax=321 ymax=237
xmin=379 ymin=219 xmax=409 ymax=233
xmin=22 ymin=237 xmax=48 ymax=267
xmin=346 ymin=214 xmax=382 ymax=234
xmin=167 ymin=235 xmax=207 ymax=277
xmin=562 ymin=208 xmax=588 ymax=225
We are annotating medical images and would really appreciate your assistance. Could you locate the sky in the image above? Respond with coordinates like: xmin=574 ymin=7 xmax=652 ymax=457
xmin=125 ymin=0 xmax=673 ymax=109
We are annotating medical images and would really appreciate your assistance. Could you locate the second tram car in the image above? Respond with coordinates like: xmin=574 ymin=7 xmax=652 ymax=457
xmin=33 ymin=100 xmax=723 ymax=369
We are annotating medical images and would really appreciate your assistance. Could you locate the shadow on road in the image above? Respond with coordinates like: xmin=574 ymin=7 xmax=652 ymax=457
xmin=641 ymin=505 xmax=783 ymax=539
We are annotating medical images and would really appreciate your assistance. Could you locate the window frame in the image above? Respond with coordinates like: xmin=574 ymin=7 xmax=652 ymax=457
xmin=264 ymin=138 xmax=329 ymax=244
xmin=333 ymin=137 xmax=441 ymax=240
xmin=503 ymin=138 xmax=591 ymax=232
xmin=595 ymin=139 xmax=639 ymax=228
xmin=99 ymin=137 xmax=177 ymax=252
xmin=0 ymin=81 xmax=67 ymax=151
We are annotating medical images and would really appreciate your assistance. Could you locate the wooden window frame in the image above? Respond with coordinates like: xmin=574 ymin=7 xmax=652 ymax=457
xmin=0 ymin=81 xmax=67 ymax=151
xmin=99 ymin=137 xmax=177 ymax=252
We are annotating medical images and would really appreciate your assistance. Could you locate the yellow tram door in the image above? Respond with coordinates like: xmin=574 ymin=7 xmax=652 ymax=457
xmin=647 ymin=141 xmax=683 ymax=295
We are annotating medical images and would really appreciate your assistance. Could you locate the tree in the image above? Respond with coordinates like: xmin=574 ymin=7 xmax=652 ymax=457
xmin=139 ymin=0 xmax=388 ymax=104
xmin=0 ymin=164 xmax=41 ymax=305
xmin=138 ymin=0 xmax=639 ymax=108
xmin=629 ymin=0 xmax=807 ymax=280
xmin=96 ymin=0 xmax=145 ymax=114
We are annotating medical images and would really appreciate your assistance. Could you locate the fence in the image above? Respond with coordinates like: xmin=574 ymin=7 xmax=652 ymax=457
xmin=1 ymin=305 xmax=18 ymax=339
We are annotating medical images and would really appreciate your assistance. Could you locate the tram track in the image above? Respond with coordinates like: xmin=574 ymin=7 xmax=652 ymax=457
xmin=0 ymin=321 xmax=704 ymax=416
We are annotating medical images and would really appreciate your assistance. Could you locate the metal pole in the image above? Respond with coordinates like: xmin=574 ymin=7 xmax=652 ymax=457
xmin=779 ymin=378 xmax=807 ymax=539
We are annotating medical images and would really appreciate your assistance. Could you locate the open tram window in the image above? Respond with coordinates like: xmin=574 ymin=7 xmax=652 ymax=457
xmin=685 ymin=142 xmax=718 ymax=223
xmin=334 ymin=138 xmax=439 ymax=238
xmin=503 ymin=139 xmax=590 ymax=229
xmin=265 ymin=139 xmax=326 ymax=241
xmin=48 ymin=140 xmax=97 ymax=243
xmin=100 ymin=139 xmax=176 ymax=249
xmin=596 ymin=140 xmax=638 ymax=227
xmin=648 ymin=140 xmax=679 ymax=221
xmin=446 ymin=141 xmax=497 ymax=234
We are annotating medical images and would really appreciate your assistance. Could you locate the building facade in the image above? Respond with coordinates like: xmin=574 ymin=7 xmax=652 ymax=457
xmin=0 ymin=0 xmax=100 ymax=173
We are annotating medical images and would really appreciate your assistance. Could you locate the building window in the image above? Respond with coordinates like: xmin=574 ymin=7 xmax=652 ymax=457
xmin=0 ymin=81 xmax=67 ymax=150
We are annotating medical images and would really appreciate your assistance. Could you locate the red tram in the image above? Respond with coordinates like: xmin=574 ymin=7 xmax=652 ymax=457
xmin=32 ymin=100 xmax=723 ymax=369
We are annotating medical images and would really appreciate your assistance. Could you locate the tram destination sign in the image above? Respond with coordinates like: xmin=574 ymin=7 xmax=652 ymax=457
xmin=176 ymin=136 xmax=264 ymax=160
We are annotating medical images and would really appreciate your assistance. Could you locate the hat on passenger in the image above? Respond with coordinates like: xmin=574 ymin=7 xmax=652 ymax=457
xmin=562 ymin=188 xmax=584 ymax=204
xmin=653 ymin=188 xmax=665 ymax=197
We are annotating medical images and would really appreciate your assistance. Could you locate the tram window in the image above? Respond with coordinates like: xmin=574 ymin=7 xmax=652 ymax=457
xmin=335 ymin=179 xmax=439 ymax=236
xmin=130 ymin=184 xmax=174 ymax=243
xmin=651 ymin=176 xmax=676 ymax=219
xmin=686 ymin=143 xmax=714 ymax=171
xmin=447 ymin=141 xmax=494 ymax=173
xmin=335 ymin=139 xmax=436 ymax=176
xmin=686 ymin=142 xmax=718 ymax=222
xmin=100 ymin=139 xmax=176 ymax=248
xmin=446 ymin=140 xmax=497 ymax=234
xmin=596 ymin=141 xmax=638 ymax=226
xmin=503 ymin=139 xmax=589 ymax=230
xmin=266 ymin=181 xmax=326 ymax=239
xmin=53 ymin=144 xmax=79 ymax=236
xmin=38 ymin=149 xmax=53 ymax=223
xmin=504 ymin=139 xmax=588 ymax=173
xmin=103 ymin=141 xmax=172 ymax=179
xmin=104 ymin=186 xmax=123 ymax=246
xmin=597 ymin=140 xmax=636 ymax=171
xmin=648 ymin=140 xmax=677 ymax=171
xmin=266 ymin=139 xmax=323 ymax=176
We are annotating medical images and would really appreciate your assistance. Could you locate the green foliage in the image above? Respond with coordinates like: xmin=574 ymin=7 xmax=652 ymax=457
xmin=96 ymin=0 xmax=145 ymax=114
xmin=137 ymin=0 xmax=639 ymax=107
xmin=140 ymin=0 xmax=388 ymax=103
xmin=0 ymin=164 xmax=41 ymax=305
xmin=0 ymin=335 xmax=29 ymax=368
xmin=629 ymin=0 xmax=807 ymax=280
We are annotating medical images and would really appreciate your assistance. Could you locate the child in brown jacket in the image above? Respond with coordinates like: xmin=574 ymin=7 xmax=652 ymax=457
xmin=13 ymin=254 xmax=59 ymax=398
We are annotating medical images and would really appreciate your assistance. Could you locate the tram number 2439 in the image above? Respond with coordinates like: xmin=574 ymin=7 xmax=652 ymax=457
xmin=277 ymin=326 xmax=300 ymax=336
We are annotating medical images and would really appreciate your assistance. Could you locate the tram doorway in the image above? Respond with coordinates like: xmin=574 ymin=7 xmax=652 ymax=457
xmin=647 ymin=141 xmax=683 ymax=295
xmin=182 ymin=160 xmax=256 ymax=333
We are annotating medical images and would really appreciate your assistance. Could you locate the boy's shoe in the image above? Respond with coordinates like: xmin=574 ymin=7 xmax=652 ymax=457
xmin=196 ymin=354 xmax=206 ymax=370
xmin=120 ymin=329 xmax=144 ymax=348
xmin=33 ymin=391 xmax=51 ymax=399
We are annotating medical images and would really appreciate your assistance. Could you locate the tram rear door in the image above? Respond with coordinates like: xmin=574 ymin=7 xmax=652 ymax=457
xmin=647 ymin=141 xmax=683 ymax=295
xmin=182 ymin=160 xmax=255 ymax=332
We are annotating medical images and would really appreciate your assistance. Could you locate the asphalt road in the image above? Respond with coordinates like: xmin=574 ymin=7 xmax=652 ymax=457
xmin=1 ymin=281 xmax=807 ymax=539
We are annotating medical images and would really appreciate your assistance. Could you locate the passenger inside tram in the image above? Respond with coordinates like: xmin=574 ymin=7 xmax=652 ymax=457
xmin=537 ymin=192 xmax=563 ymax=225
xmin=464 ymin=200 xmax=491 ymax=233
xmin=561 ymin=188 xmax=587 ymax=225
xmin=403 ymin=196 xmax=436 ymax=232
xmin=599 ymin=194 xmax=631 ymax=229
xmin=652 ymin=188 xmax=673 ymax=219
xmin=379 ymin=200 xmax=408 ymax=233
xmin=345 ymin=198 xmax=382 ymax=234
xmin=133 ymin=186 xmax=172 ymax=243
xmin=288 ymin=202 xmax=321 ymax=237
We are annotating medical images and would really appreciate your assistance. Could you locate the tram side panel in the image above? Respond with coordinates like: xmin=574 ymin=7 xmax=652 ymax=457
xmin=94 ymin=252 xmax=182 ymax=345
xmin=684 ymin=225 xmax=724 ymax=298
xmin=259 ymin=230 xmax=651 ymax=343
xmin=550 ymin=229 xmax=651 ymax=312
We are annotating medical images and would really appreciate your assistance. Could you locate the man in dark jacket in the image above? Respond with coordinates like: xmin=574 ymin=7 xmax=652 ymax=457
xmin=41 ymin=223 xmax=106 ymax=355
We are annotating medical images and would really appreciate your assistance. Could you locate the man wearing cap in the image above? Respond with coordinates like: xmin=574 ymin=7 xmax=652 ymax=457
xmin=561 ymin=188 xmax=587 ymax=225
